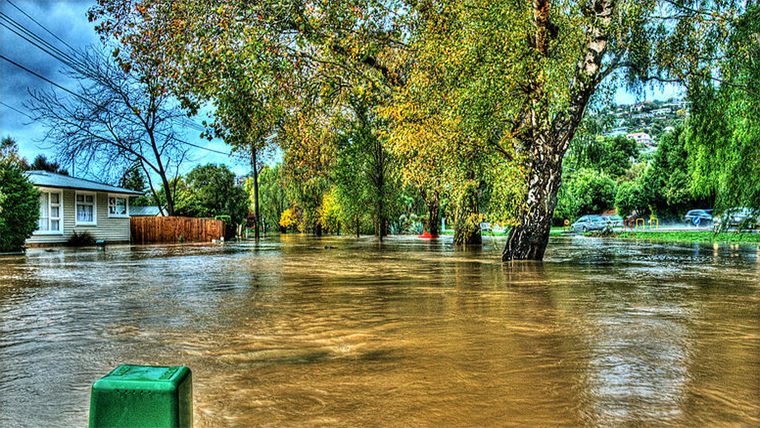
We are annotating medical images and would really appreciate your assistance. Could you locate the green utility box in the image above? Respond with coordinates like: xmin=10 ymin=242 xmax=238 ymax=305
xmin=89 ymin=365 xmax=192 ymax=428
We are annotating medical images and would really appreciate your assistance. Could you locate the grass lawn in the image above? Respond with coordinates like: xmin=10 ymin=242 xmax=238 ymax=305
xmin=441 ymin=227 xmax=568 ymax=236
xmin=614 ymin=231 xmax=760 ymax=244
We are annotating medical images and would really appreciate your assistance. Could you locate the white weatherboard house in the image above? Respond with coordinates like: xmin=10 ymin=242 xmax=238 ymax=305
xmin=25 ymin=171 xmax=143 ymax=246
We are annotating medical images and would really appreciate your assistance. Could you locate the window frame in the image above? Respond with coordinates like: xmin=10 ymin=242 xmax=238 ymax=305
xmin=34 ymin=187 xmax=64 ymax=235
xmin=107 ymin=194 xmax=130 ymax=218
xmin=75 ymin=191 xmax=98 ymax=226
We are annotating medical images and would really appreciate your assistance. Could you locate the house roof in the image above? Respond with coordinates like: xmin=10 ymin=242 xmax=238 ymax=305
xmin=129 ymin=206 xmax=166 ymax=217
xmin=25 ymin=170 xmax=144 ymax=195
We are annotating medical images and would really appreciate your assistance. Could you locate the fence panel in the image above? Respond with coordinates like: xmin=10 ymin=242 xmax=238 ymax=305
xmin=130 ymin=216 xmax=226 ymax=244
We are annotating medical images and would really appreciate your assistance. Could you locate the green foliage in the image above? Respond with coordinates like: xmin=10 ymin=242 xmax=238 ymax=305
xmin=640 ymin=126 xmax=706 ymax=219
xmin=169 ymin=164 xmax=250 ymax=225
xmin=560 ymin=169 xmax=617 ymax=218
xmin=92 ymin=0 xmax=747 ymax=257
xmin=615 ymin=180 xmax=648 ymax=218
xmin=67 ymin=231 xmax=96 ymax=247
xmin=0 ymin=164 xmax=40 ymax=252
xmin=119 ymin=163 xmax=147 ymax=192
xmin=247 ymin=164 xmax=289 ymax=232
xmin=453 ymin=180 xmax=483 ymax=245
xmin=318 ymin=189 xmax=342 ymax=234
xmin=686 ymin=4 xmax=760 ymax=211
xmin=333 ymin=101 xmax=400 ymax=237
xmin=568 ymin=135 xmax=638 ymax=178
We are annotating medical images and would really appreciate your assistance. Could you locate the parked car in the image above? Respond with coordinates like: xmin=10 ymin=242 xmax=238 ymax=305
xmin=684 ymin=209 xmax=713 ymax=225
xmin=571 ymin=215 xmax=608 ymax=233
xmin=713 ymin=207 xmax=759 ymax=229
xmin=601 ymin=215 xmax=624 ymax=228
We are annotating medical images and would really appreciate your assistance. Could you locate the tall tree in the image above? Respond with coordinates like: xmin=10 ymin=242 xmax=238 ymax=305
xmin=333 ymin=95 xmax=399 ymax=239
xmin=119 ymin=163 xmax=147 ymax=192
xmin=0 ymin=137 xmax=28 ymax=169
xmin=687 ymin=4 xmax=760 ymax=211
xmin=388 ymin=0 xmax=736 ymax=259
xmin=28 ymin=155 xmax=69 ymax=175
xmin=171 ymin=164 xmax=250 ymax=225
xmin=246 ymin=164 xmax=290 ymax=233
xmin=26 ymin=46 xmax=189 ymax=216
xmin=92 ymin=0 xmax=739 ymax=260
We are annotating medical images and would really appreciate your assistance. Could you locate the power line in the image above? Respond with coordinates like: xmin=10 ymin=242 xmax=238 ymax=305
xmin=0 ymin=100 xmax=33 ymax=118
xmin=0 ymin=53 xmax=90 ymax=102
xmin=1 ymin=7 xmax=205 ymax=135
xmin=1 ymin=3 xmax=232 ymax=158
xmin=6 ymin=0 xmax=78 ymax=53
xmin=0 ymin=12 xmax=84 ymax=71
xmin=0 ymin=54 xmax=242 ymax=159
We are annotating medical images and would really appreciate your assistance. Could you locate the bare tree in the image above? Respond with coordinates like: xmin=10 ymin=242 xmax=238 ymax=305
xmin=26 ymin=46 xmax=190 ymax=215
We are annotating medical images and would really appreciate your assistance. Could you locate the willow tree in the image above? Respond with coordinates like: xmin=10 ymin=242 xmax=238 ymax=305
xmin=389 ymin=0 xmax=737 ymax=259
xmin=687 ymin=4 xmax=760 ymax=211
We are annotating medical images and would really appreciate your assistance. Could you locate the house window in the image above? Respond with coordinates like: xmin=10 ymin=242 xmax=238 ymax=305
xmin=108 ymin=196 xmax=128 ymax=217
xmin=76 ymin=192 xmax=96 ymax=225
xmin=37 ymin=190 xmax=62 ymax=233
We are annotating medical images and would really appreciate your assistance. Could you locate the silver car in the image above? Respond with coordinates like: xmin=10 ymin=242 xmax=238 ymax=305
xmin=571 ymin=215 xmax=608 ymax=233
xmin=714 ymin=207 xmax=759 ymax=229
xmin=601 ymin=215 xmax=624 ymax=228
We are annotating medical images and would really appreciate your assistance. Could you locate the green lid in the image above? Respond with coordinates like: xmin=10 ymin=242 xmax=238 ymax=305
xmin=104 ymin=365 xmax=184 ymax=383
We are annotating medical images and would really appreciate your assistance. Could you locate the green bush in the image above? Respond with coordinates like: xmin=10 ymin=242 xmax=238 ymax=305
xmin=615 ymin=180 xmax=649 ymax=218
xmin=557 ymin=168 xmax=617 ymax=221
xmin=0 ymin=165 xmax=40 ymax=252
xmin=67 ymin=231 xmax=96 ymax=247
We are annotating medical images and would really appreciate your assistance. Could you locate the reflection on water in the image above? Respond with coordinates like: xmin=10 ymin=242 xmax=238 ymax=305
xmin=1 ymin=235 xmax=758 ymax=427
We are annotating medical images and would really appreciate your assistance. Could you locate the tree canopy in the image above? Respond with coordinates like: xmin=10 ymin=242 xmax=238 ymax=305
xmin=88 ymin=0 xmax=750 ymax=259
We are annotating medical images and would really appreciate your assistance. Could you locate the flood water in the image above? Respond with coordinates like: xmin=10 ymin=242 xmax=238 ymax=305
xmin=1 ymin=235 xmax=758 ymax=427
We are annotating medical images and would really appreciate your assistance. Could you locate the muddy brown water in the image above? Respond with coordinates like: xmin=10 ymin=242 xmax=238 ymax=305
xmin=1 ymin=235 xmax=758 ymax=427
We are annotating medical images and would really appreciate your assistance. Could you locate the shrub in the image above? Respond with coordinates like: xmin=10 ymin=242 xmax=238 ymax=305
xmin=615 ymin=180 xmax=649 ymax=218
xmin=0 ymin=165 xmax=39 ymax=252
xmin=67 ymin=231 xmax=96 ymax=247
xmin=279 ymin=208 xmax=302 ymax=232
xmin=318 ymin=190 xmax=342 ymax=234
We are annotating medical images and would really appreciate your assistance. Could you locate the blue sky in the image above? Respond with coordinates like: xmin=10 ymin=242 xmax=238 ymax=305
xmin=1 ymin=0 xmax=685 ymax=182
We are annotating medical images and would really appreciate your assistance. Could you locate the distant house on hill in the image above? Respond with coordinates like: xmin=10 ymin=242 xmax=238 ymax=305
xmin=25 ymin=171 xmax=143 ymax=246
xmin=626 ymin=132 xmax=655 ymax=147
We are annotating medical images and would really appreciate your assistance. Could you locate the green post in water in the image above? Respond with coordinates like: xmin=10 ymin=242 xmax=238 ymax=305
xmin=89 ymin=365 xmax=192 ymax=428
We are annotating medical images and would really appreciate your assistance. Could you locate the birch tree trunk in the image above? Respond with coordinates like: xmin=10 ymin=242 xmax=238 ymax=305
xmin=502 ymin=0 xmax=614 ymax=260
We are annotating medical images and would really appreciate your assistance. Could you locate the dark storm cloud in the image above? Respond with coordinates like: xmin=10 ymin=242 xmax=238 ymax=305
xmin=0 ymin=0 xmax=98 ymax=160
xmin=0 ymin=1 xmax=249 ymax=176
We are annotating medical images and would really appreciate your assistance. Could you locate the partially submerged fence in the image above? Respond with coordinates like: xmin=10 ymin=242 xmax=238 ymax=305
xmin=131 ymin=216 xmax=226 ymax=244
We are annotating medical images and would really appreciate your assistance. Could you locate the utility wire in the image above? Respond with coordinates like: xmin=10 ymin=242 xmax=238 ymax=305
xmin=0 ymin=54 xmax=241 ymax=159
xmin=0 ymin=100 xmax=33 ymax=118
xmin=1 ymin=11 xmax=205 ymax=134
xmin=0 ymin=13 xmax=84 ymax=71
xmin=1 ymin=3 xmax=239 ymax=159
xmin=6 ymin=0 xmax=78 ymax=53
xmin=0 ymin=53 xmax=90 ymax=102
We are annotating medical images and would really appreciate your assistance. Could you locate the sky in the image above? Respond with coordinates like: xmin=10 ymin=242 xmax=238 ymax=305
xmin=1 ymin=0 xmax=685 ymax=182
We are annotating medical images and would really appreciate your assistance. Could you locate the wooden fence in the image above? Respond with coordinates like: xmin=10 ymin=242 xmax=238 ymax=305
xmin=131 ymin=216 xmax=226 ymax=244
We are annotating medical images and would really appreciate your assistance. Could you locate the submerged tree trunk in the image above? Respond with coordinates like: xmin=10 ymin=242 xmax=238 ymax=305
xmin=453 ymin=179 xmax=482 ymax=245
xmin=502 ymin=148 xmax=563 ymax=260
xmin=251 ymin=144 xmax=260 ymax=241
xmin=502 ymin=0 xmax=614 ymax=260
xmin=426 ymin=190 xmax=440 ymax=236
